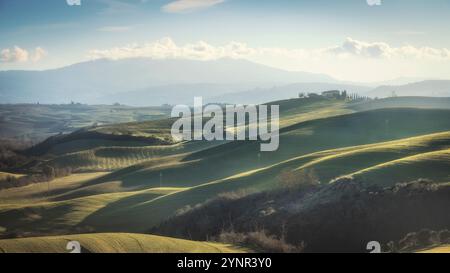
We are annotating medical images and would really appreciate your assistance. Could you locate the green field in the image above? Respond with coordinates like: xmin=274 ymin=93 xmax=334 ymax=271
xmin=1 ymin=132 xmax=449 ymax=236
xmin=0 ymin=96 xmax=449 ymax=252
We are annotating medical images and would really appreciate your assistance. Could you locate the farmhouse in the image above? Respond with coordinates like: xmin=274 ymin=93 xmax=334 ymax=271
xmin=321 ymin=90 xmax=341 ymax=98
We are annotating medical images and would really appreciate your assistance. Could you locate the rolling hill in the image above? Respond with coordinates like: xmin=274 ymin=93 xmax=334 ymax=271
xmin=152 ymin=179 xmax=450 ymax=253
xmin=29 ymin=97 xmax=450 ymax=174
xmin=0 ymin=233 xmax=248 ymax=253
xmin=74 ymin=108 xmax=450 ymax=190
xmin=1 ymin=131 xmax=449 ymax=237
xmin=0 ymin=96 xmax=449 ymax=252
xmin=75 ymin=131 xmax=450 ymax=233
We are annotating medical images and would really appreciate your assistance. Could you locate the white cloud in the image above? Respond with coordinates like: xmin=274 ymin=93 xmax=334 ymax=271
xmin=87 ymin=37 xmax=450 ymax=62
xmin=0 ymin=46 xmax=29 ymax=63
xmin=162 ymin=0 xmax=225 ymax=13
xmin=1 ymin=46 xmax=48 ymax=63
xmin=86 ymin=37 xmax=450 ymax=82
xmin=87 ymin=37 xmax=256 ymax=60
xmin=32 ymin=47 xmax=48 ymax=62
xmin=325 ymin=37 xmax=450 ymax=60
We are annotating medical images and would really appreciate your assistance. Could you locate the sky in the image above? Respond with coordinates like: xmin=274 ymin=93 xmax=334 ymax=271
xmin=1 ymin=0 xmax=450 ymax=82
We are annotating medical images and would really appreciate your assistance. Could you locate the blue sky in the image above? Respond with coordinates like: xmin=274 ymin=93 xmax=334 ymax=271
xmin=1 ymin=0 xmax=450 ymax=82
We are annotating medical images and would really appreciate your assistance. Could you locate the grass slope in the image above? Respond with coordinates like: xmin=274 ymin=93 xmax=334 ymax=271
xmin=67 ymin=108 xmax=450 ymax=194
xmin=1 ymin=98 xmax=449 ymax=241
xmin=34 ymin=97 xmax=350 ymax=171
xmin=0 ymin=173 xmax=109 ymax=204
xmin=77 ymin=132 xmax=450 ymax=232
xmin=343 ymin=149 xmax=450 ymax=186
xmin=1 ymin=133 xmax=449 ymax=236
xmin=0 ymin=233 xmax=247 ymax=253
xmin=291 ymin=131 xmax=450 ymax=183
xmin=35 ymin=97 xmax=450 ymax=158
xmin=0 ymin=186 xmax=184 ymax=238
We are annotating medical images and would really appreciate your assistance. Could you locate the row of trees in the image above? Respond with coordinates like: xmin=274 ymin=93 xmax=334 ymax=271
xmin=346 ymin=93 xmax=371 ymax=101
xmin=298 ymin=91 xmax=372 ymax=101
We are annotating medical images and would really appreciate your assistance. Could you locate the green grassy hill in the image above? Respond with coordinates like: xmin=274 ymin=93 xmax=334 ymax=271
xmin=30 ymin=97 xmax=450 ymax=174
xmin=0 ymin=185 xmax=184 ymax=238
xmin=2 ymin=132 xmax=448 ymax=236
xmin=0 ymin=233 xmax=248 ymax=253
xmin=342 ymin=149 xmax=450 ymax=186
xmin=1 ymin=97 xmax=449 ymax=252
xmin=28 ymin=96 xmax=447 ymax=156
xmin=64 ymin=108 xmax=450 ymax=194
xmin=26 ymin=97 xmax=348 ymax=172
xmin=77 ymin=132 xmax=450 ymax=233
xmin=296 ymin=132 xmax=450 ymax=185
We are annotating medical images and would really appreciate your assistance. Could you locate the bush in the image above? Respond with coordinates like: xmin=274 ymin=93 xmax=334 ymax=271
xmin=43 ymin=165 xmax=55 ymax=180
xmin=398 ymin=229 xmax=448 ymax=251
xmin=216 ymin=229 xmax=304 ymax=253
xmin=438 ymin=230 xmax=450 ymax=244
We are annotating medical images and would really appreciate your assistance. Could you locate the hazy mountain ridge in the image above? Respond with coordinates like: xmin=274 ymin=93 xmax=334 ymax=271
xmin=1 ymin=58 xmax=450 ymax=106
xmin=367 ymin=80 xmax=450 ymax=98
xmin=208 ymin=82 xmax=372 ymax=104
xmin=0 ymin=58 xmax=335 ymax=104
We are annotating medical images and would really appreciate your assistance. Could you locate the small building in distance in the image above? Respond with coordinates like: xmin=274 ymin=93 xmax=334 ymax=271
xmin=307 ymin=93 xmax=322 ymax=98
xmin=321 ymin=90 xmax=341 ymax=99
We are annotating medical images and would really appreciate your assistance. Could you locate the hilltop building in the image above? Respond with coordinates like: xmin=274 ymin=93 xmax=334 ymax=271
xmin=321 ymin=90 xmax=341 ymax=99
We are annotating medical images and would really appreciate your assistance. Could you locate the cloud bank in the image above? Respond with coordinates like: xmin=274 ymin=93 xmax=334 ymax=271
xmin=162 ymin=0 xmax=225 ymax=13
xmin=87 ymin=37 xmax=450 ymax=62
xmin=326 ymin=38 xmax=450 ymax=60
xmin=1 ymin=46 xmax=29 ymax=63
xmin=87 ymin=37 xmax=254 ymax=60
xmin=86 ymin=37 xmax=450 ymax=82
xmin=1 ymin=46 xmax=47 ymax=63
xmin=32 ymin=47 xmax=48 ymax=62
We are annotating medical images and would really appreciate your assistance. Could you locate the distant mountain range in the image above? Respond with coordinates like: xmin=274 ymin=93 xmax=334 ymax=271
xmin=367 ymin=80 xmax=450 ymax=98
xmin=0 ymin=58 xmax=449 ymax=105
xmin=0 ymin=58 xmax=334 ymax=104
